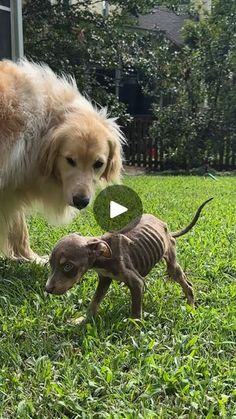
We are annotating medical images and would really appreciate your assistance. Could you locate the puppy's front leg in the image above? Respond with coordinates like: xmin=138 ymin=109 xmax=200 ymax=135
xmin=125 ymin=272 xmax=145 ymax=319
xmin=88 ymin=275 xmax=112 ymax=316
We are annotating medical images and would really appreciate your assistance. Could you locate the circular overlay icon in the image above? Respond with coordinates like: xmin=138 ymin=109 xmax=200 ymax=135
xmin=93 ymin=185 xmax=143 ymax=232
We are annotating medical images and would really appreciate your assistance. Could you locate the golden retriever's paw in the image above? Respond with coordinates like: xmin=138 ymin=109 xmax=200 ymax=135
xmin=8 ymin=253 xmax=49 ymax=265
xmin=25 ymin=253 xmax=49 ymax=265
xmin=34 ymin=254 xmax=49 ymax=265
xmin=67 ymin=316 xmax=87 ymax=326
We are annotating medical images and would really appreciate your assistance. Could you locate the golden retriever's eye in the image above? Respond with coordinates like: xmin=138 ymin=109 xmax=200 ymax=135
xmin=63 ymin=262 xmax=74 ymax=272
xmin=93 ymin=160 xmax=104 ymax=170
xmin=66 ymin=157 xmax=76 ymax=167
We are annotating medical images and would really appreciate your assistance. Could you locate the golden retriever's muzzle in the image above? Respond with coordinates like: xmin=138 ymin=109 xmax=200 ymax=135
xmin=72 ymin=194 xmax=90 ymax=209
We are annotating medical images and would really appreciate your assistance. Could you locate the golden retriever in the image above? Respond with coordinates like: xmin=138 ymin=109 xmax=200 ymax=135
xmin=0 ymin=59 xmax=124 ymax=261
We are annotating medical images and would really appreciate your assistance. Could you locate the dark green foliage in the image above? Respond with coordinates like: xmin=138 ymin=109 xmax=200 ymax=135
xmin=146 ymin=0 xmax=236 ymax=169
xmin=23 ymin=0 xmax=155 ymax=125
xmin=23 ymin=0 xmax=236 ymax=168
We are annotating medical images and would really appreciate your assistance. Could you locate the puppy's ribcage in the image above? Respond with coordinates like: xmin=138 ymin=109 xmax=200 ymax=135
xmin=129 ymin=225 xmax=167 ymax=277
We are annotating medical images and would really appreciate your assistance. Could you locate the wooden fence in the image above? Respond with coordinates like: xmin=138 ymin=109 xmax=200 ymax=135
xmin=123 ymin=115 xmax=160 ymax=170
xmin=123 ymin=116 xmax=236 ymax=171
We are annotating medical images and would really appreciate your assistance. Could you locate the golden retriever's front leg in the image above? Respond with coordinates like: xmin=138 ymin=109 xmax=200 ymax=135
xmin=7 ymin=210 xmax=46 ymax=263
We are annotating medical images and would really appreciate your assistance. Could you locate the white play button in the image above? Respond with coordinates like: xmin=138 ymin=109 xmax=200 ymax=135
xmin=110 ymin=201 xmax=128 ymax=219
xmin=93 ymin=185 xmax=143 ymax=231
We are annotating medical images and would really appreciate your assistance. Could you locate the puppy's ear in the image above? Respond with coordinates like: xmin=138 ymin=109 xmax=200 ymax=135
xmin=39 ymin=129 xmax=61 ymax=177
xmin=102 ymin=137 xmax=123 ymax=183
xmin=87 ymin=240 xmax=112 ymax=259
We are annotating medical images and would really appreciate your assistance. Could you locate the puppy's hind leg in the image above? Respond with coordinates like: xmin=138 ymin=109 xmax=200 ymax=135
xmin=7 ymin=210 xmax=45 ymax=263
xmin=125 ymin=271 xmax=145 ymax=319
xmin=165 ymin=240 xmax=195 ymax=307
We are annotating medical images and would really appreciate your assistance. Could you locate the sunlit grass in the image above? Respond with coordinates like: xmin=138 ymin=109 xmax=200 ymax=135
xmin=0 ymin=176 xmax=235 ymax=417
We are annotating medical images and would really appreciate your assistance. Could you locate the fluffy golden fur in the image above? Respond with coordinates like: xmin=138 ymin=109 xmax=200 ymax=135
xmin=0 ymin=59 xmax=124 ymax=261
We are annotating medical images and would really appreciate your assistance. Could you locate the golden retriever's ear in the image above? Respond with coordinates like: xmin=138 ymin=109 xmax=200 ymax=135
xmin=39 ymin=130 xmax=61 ymax=177
xmin=102 ymin=138 xmax=123 ymax=183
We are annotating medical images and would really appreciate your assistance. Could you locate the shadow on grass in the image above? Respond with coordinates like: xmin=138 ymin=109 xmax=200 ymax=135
xmin=0 ymin=258 xmax=48 ymax=305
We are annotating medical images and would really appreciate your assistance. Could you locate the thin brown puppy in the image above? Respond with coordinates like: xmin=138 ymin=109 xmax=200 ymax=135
xmin=46 ymin=198 xmax=213 ymax=319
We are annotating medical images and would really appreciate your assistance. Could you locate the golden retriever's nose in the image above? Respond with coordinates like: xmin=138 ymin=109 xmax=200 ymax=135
xmin=73 ymin=195 xmax=90 ymax=209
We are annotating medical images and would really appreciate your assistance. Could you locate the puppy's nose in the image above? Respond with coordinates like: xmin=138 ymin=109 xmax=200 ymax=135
xmin=73 ymin=195 xmax=90 ymax=209
xmin=45 ymin=285 xmax=54 ymax=294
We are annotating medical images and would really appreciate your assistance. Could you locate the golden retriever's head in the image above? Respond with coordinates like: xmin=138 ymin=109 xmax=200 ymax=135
xmin=39 ymin=108 xmax=124 ymax=209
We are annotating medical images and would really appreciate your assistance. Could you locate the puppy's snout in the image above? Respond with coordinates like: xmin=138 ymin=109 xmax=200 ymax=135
xmin=45 ymin=285 xmax=54 ymax=294
xmin=73 ymin=195 xmax=90 ymax=209
xmin=44 ymin=281 xmax=55 ymax=294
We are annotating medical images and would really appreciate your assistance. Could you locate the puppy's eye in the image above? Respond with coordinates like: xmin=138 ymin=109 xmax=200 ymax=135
xmin=66 ymin=157 xmax=76 ymax=167
xmin=63 ymin=263 xmax=74 ymax=272
xmin=93 ymin=160 xmax=104 ymax=170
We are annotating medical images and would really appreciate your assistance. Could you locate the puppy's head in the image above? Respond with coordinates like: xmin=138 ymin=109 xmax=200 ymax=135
xmin=39 ymin=107 xmax=124 ymax=210
xmin=45 ymin=233 xmax=112 ymax=295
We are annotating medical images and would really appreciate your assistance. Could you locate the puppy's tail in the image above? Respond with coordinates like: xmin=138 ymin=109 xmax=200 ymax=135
xmin=171 ymin=198 xmax=213 ymax=238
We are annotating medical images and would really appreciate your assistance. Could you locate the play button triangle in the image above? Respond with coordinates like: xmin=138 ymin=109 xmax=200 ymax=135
xmin=110 ymin=201 xmax=128 ymax=219
xmin=93 ymin=185 xmax=143 ymax=232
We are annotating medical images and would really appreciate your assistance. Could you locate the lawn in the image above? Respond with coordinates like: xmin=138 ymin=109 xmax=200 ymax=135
xmin=0 ymin=176 xmax=235 ymax=418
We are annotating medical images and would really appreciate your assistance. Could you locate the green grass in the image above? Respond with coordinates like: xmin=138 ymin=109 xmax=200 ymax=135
xmin=0 ymin=176 xmax=236 ymax=418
